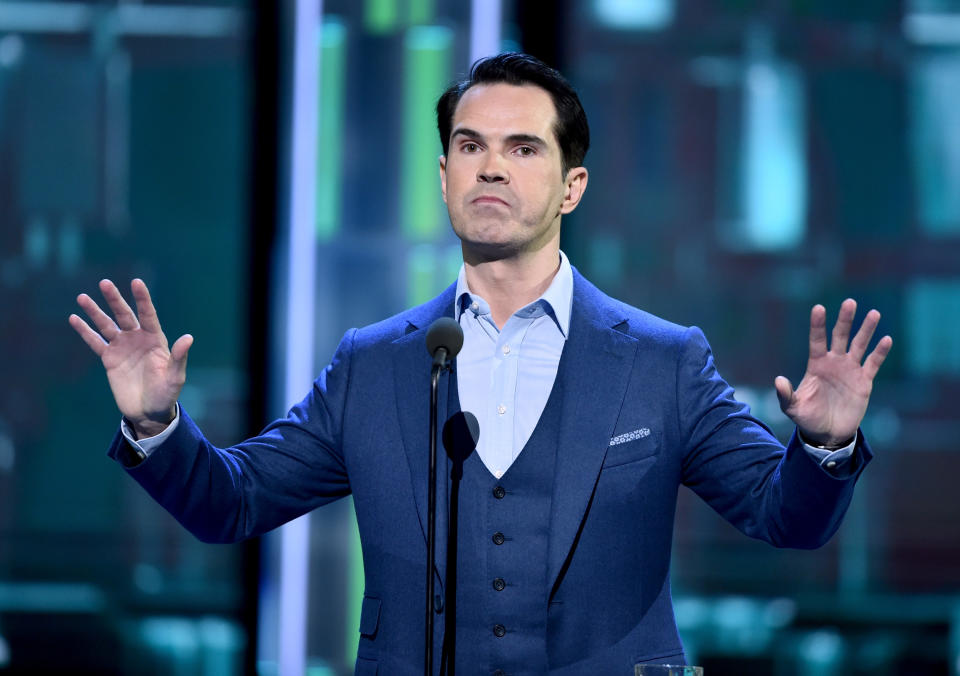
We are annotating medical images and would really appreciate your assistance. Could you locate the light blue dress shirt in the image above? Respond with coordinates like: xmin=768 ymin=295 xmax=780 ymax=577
xmin=454 ymin=251 xmax=573 ymax=479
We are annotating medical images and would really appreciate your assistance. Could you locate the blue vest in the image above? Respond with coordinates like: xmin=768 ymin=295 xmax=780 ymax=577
xmin=442 ymin=366 xmax=563 ymax=675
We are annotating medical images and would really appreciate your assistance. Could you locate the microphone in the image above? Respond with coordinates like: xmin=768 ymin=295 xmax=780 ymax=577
xmin=426 ymin=317 xmax=463 ymax=368
xmin=443 ymin=411 xmax=480 ymax=466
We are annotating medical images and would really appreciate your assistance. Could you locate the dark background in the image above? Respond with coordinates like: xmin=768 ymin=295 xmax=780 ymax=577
xmin=0 ymin=0 xmax=957 ymax=674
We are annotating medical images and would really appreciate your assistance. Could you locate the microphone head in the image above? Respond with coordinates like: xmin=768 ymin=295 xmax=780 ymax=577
xmin=443 ymin=411 xmax=480 ymax=464
xmin=425 ymin=316 xmax=464 ymax=359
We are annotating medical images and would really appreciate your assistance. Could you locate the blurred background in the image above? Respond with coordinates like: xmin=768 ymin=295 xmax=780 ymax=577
xmin=1 ymin=0 xmax=958 ymax=674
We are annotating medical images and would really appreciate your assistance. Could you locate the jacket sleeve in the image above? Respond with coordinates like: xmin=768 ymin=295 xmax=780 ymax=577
xmin=107 ymin=329 xmax=359 ymax=543
xmin=677 ymin=326 xmax=872 ymax=549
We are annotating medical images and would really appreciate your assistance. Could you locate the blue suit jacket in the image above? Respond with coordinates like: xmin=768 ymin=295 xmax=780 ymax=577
xmin=110 ymin=270 xmax=870 ymax=674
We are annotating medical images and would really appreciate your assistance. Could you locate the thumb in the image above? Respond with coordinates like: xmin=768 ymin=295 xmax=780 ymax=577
xmin=774 ymin=375 xmax=794 ymax=413
xmin=170 ymin=334 xmax=194 ymax=374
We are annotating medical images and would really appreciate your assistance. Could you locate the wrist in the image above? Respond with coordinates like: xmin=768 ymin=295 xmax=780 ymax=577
xmin=129 ymin=405 xmax=177 ymax=440
xmin=799 ymin=429 xmax=856 ymax=450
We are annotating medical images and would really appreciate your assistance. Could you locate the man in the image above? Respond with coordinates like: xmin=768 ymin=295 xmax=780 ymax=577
xmin=70 ymin=53 xmax=892 ymax=674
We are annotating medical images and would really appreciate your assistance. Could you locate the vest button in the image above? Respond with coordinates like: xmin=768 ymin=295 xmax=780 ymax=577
xmin=493 ymin=577 xmax=506 ymax=591
xmin=493 ymin=623 xmax=506 ymax=638
xmin=493 ymin=485 xmax=506 ymax=499
xmin=492 ymin=532 xmax=505 ymax=545
xmin=493 ymin=671 xmax=505 ymax=676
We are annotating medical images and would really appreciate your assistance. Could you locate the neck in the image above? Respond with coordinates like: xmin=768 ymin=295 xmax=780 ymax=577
xmin=462 ymin=241 xmax=562 ymax=329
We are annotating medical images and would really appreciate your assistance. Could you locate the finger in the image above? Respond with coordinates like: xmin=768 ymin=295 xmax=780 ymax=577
xmin=131 ymin=279 xmax=163 ymax=334
xmin=99 ymin=279 xmax=140 ymax=331
xmin=862 ymin=335 xmax=893 ymax=381
xmin=848 ymin=308 xmax=880 ymax=362
xmin=77 ymin=292 xmax=120 ymax=339
xmin=774 ymin=375 xmax=794 ymax=413
xmin=830 ymin=298 xmax=857 ymax=354
xmin=170 ymin=334 xmax=194 ymax=377
xmin=808 ymin=304 xmax=828 ymax=359
xmin=68 ymin=313 xmax=107 ymax=357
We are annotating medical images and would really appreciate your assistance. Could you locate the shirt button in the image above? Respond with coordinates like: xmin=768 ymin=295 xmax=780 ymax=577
xmin=497 ymin=404 xmax=506 ymax=415
xmin=493 ymin=469 xmax=503 ymax=479
xmin=502 ymin=344 xmax=511 ymax=355
xmin=493 ymin=485 xmax=505 ymax=499
xmin=492 ymin=532 xmax=505 ymax=545
xmin=826 ymin=460 xmax=837 ymax=469
xmin=493 ymin=624 xmax=506 ymax=638
xmin=471 ymin=301 xmax=479 ymax=311
xmin=493 ymin=577 xmax=506 ymax=591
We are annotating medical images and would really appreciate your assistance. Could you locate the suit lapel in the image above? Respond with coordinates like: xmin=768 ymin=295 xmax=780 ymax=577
xmin=546 ymin=271 xmax=639 ymax=596
xmin=392 ymin=284 xmax=457 ymax=586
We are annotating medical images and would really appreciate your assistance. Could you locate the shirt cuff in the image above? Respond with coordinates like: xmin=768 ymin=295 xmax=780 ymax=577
xmin=799 ymin=431 xmax=858 ymax=475
xmin=120 ymin=403 xmax=181 ymax=458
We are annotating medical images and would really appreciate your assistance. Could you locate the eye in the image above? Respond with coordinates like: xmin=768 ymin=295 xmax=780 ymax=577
xmin=516 ymin=146 xmax=536 ymax=157
xmin=461 ymin=142 xmax=480 ymax=153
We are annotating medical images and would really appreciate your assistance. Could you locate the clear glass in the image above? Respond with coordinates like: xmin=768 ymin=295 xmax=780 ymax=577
xmin=635 ymin=666 xmax=704 ymax=676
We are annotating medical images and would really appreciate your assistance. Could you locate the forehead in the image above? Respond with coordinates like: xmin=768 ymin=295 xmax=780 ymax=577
xmin=452 ymin=83 xmax=558 ymax=141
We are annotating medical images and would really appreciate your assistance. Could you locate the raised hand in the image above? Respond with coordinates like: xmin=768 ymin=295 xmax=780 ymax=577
xmin=69 ymin=279 xmax=193 ymax=439
xmin=775 ymin=299 xmax=892 ymax=448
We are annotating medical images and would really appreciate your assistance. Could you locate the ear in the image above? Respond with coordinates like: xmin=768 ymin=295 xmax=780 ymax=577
xmin=559 ymin=166 xmax=588 ymax=215
xmin=439 ymin=155 xmax=448 ymax=204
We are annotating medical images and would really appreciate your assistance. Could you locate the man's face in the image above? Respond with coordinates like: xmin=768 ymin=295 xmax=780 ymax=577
xmin=439 ymin=83 xmax=587 ymax=261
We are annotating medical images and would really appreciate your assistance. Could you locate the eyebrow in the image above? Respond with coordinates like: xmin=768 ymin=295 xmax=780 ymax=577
xmin=451 ymin=127 xmax=548 ymax=148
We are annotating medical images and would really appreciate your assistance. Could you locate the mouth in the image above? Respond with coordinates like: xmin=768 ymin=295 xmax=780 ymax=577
xmin=471 ymin=195 xmax=510 ymax=207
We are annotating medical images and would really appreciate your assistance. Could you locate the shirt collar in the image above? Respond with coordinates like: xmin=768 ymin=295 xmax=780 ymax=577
xmin=454 ymin=250 xmax=573 ymax=338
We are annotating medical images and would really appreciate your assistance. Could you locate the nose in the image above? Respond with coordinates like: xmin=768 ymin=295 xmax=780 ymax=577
xmin=477 ymin=154 xmax=508 ymax=183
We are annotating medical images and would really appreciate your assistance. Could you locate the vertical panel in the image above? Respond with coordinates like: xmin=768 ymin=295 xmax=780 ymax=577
xmin=470 ymin=0 xmax=503 ymax=63
xmin=269 ymin=1 xmax=322 ymax=675
xmin=408 ymin=0 xmax=435 ymax=25
xmin=407 ymin=243 xmax=440 ymax=305
xmin=740 ymin=59 xmax=806 ymax=250
xmin=364 ymin=0 xmax=398 ymax=34
xmin=315 ymin=18 xmax=346 ymax=241
xmin=909 ymin=53 xmax=960 ymax=235
xmin=401 ymin=25 xmax=452 ymax=240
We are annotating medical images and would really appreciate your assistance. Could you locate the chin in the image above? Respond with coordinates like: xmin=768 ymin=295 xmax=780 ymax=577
xmin=459 ymin=239 xmax=523 ymax=262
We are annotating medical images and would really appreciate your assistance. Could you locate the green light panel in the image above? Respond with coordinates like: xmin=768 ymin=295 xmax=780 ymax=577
xmin=401 ymin=25 xmax=452 ymax=240
xmin=443 ymin=242 xmax=463 ymax=282
xmin=315 ymin=18 xmax=347 ymax=241
xmin=406 ymin=244 xmax=439 ymax=306
xmin=345 ymin=496 xmax=363 ymax=666
xmin=408 ymin=0 xmax=435 ymax=25
xmin=405 ymin=243 xmax=462 ymax=308
xmin=364 ymin=0 xmax=398 ymax=34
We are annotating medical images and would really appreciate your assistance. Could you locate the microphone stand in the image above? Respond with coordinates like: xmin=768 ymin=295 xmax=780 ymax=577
xmin=425 ymin=352 xmax=446 ymax=676
xmin=423 ymin=317 xmax=462 ymax=676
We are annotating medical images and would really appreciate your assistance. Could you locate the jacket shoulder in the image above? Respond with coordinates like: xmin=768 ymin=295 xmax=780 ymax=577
xmin=572 ymin=269 xmax=695 ymax=347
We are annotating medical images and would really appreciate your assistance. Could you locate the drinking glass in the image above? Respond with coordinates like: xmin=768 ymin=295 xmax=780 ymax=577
xmin=634 ymin=665 xmax=704 ymax=676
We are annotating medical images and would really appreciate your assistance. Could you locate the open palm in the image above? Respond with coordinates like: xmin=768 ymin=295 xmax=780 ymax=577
xmin=69 ymin=279 xmax=192 ymax=438
xmin=775 ymin=299 xmax=892 ymax=447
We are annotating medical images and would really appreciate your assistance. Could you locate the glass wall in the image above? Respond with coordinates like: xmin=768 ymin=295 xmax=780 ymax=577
xmin=0 ymin=2 xmax=255 ymax=673
xmin=561 ymin=0 xmax=960 ymax=672
xmin=7 ymin=1 xmax=958 ymax=674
